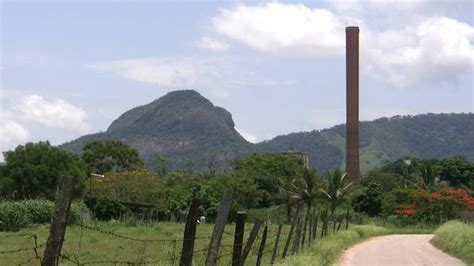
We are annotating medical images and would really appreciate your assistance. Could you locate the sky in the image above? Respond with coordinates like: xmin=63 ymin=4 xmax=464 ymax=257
xmin=1 ymin=0 xmax=473 ymax=159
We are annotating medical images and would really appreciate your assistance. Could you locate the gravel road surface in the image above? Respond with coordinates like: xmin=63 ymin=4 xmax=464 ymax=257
xmin=336 ymin=234 xmax=465 ymax=266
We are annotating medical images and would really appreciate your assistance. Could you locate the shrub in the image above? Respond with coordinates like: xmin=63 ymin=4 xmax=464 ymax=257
xmin=0 ymin=201 xmax=28 ymax=232
xmin=0 ymin=199 xmax=89 ymax=231
xmin=92 ymin=197 xmax=126 ymax=221
xmin=431 ymin=221 xmax=474 ymax=264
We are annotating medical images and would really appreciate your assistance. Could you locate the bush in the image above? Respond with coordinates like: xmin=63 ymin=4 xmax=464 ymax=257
xmin=0 ymin=202 xmax=28 ymax=232
xmin=0 ymin=199 xmax=89 ymax=231
xmin=92 ymin=197 xmax=126 ymax=221
xmin=431 ymin=221 xmax=474 ymax=265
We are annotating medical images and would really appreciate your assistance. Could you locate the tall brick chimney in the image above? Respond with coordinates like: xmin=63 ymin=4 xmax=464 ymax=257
xmin=346 ymin=26 xmax=360 ymax=181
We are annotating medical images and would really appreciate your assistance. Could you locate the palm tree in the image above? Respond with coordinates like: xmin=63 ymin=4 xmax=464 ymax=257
xmin=417 ymin=161 xmax=442 ymax=192
xmin=291 ymin=168 xmax=320 ymax=248
xmin=319 ymin=170 xmax=353 ymax=232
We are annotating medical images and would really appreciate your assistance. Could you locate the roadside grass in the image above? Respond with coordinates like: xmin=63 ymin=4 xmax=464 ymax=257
xmin=276 ymin=225 xmax=388 ymax=266
xmin=431 ymin=221 xmax=474 ymax=265
xmin=0 ymin=221 xmax=290 ymax=265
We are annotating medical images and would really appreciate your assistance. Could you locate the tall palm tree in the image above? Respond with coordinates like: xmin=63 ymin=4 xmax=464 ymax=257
xmin=291 ymin=168 xmax=320 ymax=247
xmin=319 ymin=170 xmax=353 ymax=218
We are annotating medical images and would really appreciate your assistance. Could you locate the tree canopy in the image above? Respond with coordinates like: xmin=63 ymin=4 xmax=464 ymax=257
xmin=0 ymin=141 xmax=86 ymax=200
xmin=81 ymin=140 xmax=144 ymax=174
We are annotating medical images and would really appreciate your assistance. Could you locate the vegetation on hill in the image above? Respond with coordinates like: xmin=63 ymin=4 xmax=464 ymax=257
xmin=59 ymin=90 xmax=473 ymax=172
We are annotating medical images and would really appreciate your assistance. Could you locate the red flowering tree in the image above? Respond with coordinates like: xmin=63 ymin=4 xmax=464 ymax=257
xmin=409 ymin=188 xmax=474 ymax=223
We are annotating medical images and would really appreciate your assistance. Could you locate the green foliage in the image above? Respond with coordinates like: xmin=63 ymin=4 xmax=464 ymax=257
xmin=91 ymin=197 xmax=126 ymax=221
xmin=320 ymin=170 xmax=354 ymax=215
xmin=437 ymin=156 xmax=474 ymax=187
xmin=291 ymin=168 xmax=321 ymax=207
xmin=62 ymin=91 xmax=473 ymax=173
xmin=0 ymin=199 xmax=88 ymax=231
xmin=90 ymin=170 xmax=165 ymax=210
xmin=381 ymin=187 xmax=416 ymax=216
xmin=233 ymin=153 xmax=306 ymax=208
xmin=352 ymin=182 xmax=383 ymax=216
xmin=0 ymin=141 xmax=86 ymax=200
xmin=154 ymin=154 xmax=170 ymax=177
xmin=360 ymin=169 xmax=401 ymax=192
xmin=0 ymin=202 xmax=28 ymax=232
xmin=82 ymin=140 xmax=144 ymax=174
xmin=431 ymin=221 xmax=474 ymax=265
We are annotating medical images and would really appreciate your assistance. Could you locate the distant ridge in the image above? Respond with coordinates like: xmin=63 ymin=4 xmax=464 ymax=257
xmin=61 ymin=90 xmax=474 ymax=172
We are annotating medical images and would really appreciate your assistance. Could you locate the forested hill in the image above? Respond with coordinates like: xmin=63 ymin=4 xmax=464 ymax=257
xmin=258 ymin=113 xmax=474 ymax=173
xmin=60 ymin=90 xmax=474 ymax=172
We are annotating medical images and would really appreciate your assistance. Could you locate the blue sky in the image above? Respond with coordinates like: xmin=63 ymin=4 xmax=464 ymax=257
xmin=1 ymin=0 xmax=473 ymax=159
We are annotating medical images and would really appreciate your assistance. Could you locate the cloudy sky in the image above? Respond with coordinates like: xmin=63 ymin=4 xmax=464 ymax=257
xmin=1 ymin=0 xmax=473 ymax=158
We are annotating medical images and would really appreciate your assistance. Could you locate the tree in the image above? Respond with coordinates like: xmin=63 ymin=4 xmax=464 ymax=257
xmin=319 ymin=170 xmax=353 ymax=217
xmin=360 ymin=169 xmax=401 ymax=192
xmin=154 ymin=154 xmax=170 ymax=177
xmin=291 ymin=168 xmax=321 ymax=243
xmin=81 ymin=140 xmax=143 ymax=174
xmin=352 ymin=182 xmax=383 ymax=216
xmin=232 ymin=153 xmax=305 ymax=208
xmin=0 ymin=141 xmax=86 ymax=200
xmin=437 ymin=156 xmax=474 ymax=187
xmin=416 ymin=160 xmax=445 ymax=192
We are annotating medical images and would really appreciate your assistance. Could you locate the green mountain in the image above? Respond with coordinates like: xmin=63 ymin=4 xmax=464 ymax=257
xmin=258 ymin=113 xmax=474 ymax=172
xmin=61 ymin=90 xmax=253 ymax=169
xmin=61 ymin=90 xmax=474 ymax=172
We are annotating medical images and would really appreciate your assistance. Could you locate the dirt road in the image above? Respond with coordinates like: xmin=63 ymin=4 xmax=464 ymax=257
xmin=336 ymin=234 xmax=465 ymax=266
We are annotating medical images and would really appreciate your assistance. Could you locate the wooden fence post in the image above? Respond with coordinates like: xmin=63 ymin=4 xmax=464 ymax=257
xmin=271 ymin=224 xmax=282 ymax=265
xmin=42 ymin=176 xmax=75 ymax=266
xmin=232 ymin=211 xmax=246 ymax=266
xmin=256 ymin=225 xmax=268 ymax=266
xmin=240 ymin=219 xmax=263 ymax=266
xmin=180 ymin=199 xmax=200 ymax=266
xmin=308 ymin=212 xmax=313 ymax=246
xmin=345 ymin=209 xmax=350 ymax=230
xmin=301 ymin=207 xmax=309 ymax=249
xmin=291 ymin=205 xmax=304 ymax=254
xmin=281 ymin=203 xmax=301 ymax=259
xmin=206 ymin=189 xmax=233 ymax=266
xmin=313 ymin=214 xmax=318 ymax=240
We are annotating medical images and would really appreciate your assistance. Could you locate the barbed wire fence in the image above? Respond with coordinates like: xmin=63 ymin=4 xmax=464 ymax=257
xmin=1 ymin=178 xmax=353 ymax=266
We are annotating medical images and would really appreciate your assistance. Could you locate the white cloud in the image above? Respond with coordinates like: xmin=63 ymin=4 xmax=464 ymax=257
xmin=91 ymin=58 xmax=199 ymax=87
xmin=365 ymin=16 xmax=474 ymax=87
xmin=209 ymin=2 xmax=473 ymax=88
xmin=0 ymin=120 xmax=29 ymax=146
xmin=89 ymin=56 xmax=255 ymax=100
xmin=235 ymin=127 xmax=258 ymax=143
xmin=20 ymin=95 xmax=91 ymax=133
xmin=198 ymin=37 xmax=230 ymax=51
xmin=212 ymin=3 xmax=345 ymax=55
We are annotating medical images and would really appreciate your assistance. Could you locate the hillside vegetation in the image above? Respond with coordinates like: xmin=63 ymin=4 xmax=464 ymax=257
xmin=60 ymin=90 xmax=474 ymax=172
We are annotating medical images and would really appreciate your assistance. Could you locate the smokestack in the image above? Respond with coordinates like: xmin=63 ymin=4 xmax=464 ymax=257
xmin=346 ymin=26 xmax=360 ymax=181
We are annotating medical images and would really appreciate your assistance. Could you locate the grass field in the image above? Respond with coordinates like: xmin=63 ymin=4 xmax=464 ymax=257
xmin=431 ymin=221 xmax=474 ymax=265
xmin=0 ymin=221 xmax=291 ymax=265
xmin=0 ymin=219 xmax=442 ymax=266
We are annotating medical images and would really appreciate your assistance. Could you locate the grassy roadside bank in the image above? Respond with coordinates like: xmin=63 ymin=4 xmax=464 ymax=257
xmin=276 ymin=224 xmax=436 ymax=266
xmin=431 ymin=221 xmax=474 ymax=265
